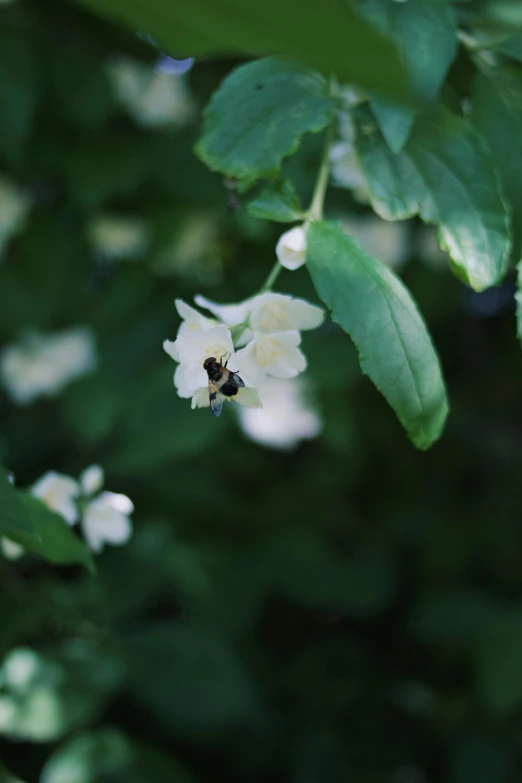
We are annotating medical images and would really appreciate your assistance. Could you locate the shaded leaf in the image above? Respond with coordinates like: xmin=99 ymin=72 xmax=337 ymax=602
xmin=0 ymin=465 xmax=35 ymax=538
xmin=73 ymin=0 xmax=407 ymax=97
xmin=246 ymin=178 xmax=304 ymax=222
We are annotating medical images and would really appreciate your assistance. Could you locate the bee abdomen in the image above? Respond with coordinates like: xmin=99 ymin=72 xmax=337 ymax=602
xmin=221 ymin=381 xmax=239 ymax=397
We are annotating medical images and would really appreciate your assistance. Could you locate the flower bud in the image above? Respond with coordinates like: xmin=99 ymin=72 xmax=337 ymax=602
xmin=275 ymin=225 xmax=307 ymax=271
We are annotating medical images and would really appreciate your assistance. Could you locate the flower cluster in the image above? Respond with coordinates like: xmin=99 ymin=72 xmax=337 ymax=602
xmin=30 ymin=465 xmax=133 ymax=554
xmin=0 ymin=327 xmax=97 ymax=406
xmin=163 ymin=292 xmax=324 ymax=414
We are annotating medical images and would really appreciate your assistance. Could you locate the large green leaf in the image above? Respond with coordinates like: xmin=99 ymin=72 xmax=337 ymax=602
xmin=406 ymin=108 xmax=511 ymax=291
xmin=195 ymin=58 xmax=336 ymax=184
xmin=246 ymin=178 xmax=304 ymax=223
xmin=0 ymin=466 xmax=35 ymax=538
xmin=360 ymin=0 xmax=458 ymax=152
xmin=307 ymin=221 xmax=448 ymax=450
xmin=9 ymin=495 xmax=95 ymax=574
xmin=73 ymin=0 xmax=407 ymax=97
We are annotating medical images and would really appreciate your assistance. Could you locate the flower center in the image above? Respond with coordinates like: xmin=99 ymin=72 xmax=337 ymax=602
xmin=258 ymin=303 xmax=290 ymax=332
xmin=255 ymin=337 xmax=283 ymax=366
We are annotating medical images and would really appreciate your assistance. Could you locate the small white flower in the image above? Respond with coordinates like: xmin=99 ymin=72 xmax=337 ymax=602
xmin=236 ymin=331 xmax=306 ymax=385
xmin=87 ymin=215 xmax=148 ymax=260
xmin=0 ymin=327 xmax=97 ymax=405
xmin=31 ymin=471 xmax=80 ymax=525
xmin=79 ymin=464 xmax=104 ymax=496
xmin=107 ymin=57 xmax=195 ymax=129
xmin=238 ymin=377 xmax=321 ymax=450
xmin=81 ymin=491 xmax=133 ymax=554
xmin=275 ymin=225 xmax=308 ymax=271
xmin=330 ymin=142 xmax=367 ymax=193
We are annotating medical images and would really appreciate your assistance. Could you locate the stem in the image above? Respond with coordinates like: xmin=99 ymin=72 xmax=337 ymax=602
xmin=306 ymin=113 xmax=336 ymax=222
xmin=260 ymin=260 xmax=283 ymax=292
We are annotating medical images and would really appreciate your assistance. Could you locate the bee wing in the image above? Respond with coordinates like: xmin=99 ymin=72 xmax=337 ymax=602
xmin=208 ymin=381 xmax=225 ymax=417
xmin=228 ymin=371 xmax=245 ymax=388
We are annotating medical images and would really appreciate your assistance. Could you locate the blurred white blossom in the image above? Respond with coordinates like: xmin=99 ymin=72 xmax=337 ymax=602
xmin=238 ymin=377 xmax=321 ymax=450
xmin=276 ymin=225 xmax=307 ymax=270
xmin=339 ymin=213 xmax=410 ymax=270
xmin=235 ymin=331 xmax=306 ymax=384
xmin=31 ymin=471 xmax=80 ymax=525
xmin=87 ymin=215 xmax=148 ymax=260
xmin=29 ymin=464 xmax=133 ymax=554
xmin=82 ymin=491 xmax=133 ymax=554
xmin=0 ymin=175 xmax=31 ymax=260
xmin=0 ymin=537 xmax=24 ymax=561
xmin=0 ymin=327 xmax=97 ymax=405
xmin=108 ymin=56 xmax=195 ymax=128
xmin=329 ymin=113 xmax=368 ymax=198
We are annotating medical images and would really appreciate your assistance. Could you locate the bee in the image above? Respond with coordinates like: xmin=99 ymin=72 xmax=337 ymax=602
xmin=203 ymin=354 xmax=245 ymax=417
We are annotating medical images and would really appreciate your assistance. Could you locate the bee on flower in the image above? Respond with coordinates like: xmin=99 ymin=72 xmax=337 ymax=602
xmin=163 ymin=291 xmax=324 ymax=416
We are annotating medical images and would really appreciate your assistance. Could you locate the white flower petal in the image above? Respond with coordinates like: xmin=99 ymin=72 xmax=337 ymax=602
xmin=275 ymin=225 xmax=308 ymax=271
xmin=235 ymin=331 xmax=305 ymax=383
xmin=174 ymin=362 xmax=206 ymax=397
xmin=237 ymin=377 xmax=321 ymax=450
xmin=194 ymin=294 xmax=250 ymax=326
xmin=175 ymin=326 xmax=234 ymax=366
xmin=79 ymin=464 xmax=104 ymax=496
xmin=191 ymin=387 xmax=210 ymax=409
xmin=233 ymin=386 xmax=262 ymax=409
xmin=163 ymin=339 xmax=180 ymax=361
xmin=175 ymin=299 xmax=216 ymax=333
xmin=1 ymin=537 xmax=24 ymax=560
xmin=31 ymin=471 xmax=80 ymax=525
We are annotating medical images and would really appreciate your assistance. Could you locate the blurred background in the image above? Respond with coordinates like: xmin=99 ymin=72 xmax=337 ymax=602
xmin=1 ymin=1 xmax=522 ymax=781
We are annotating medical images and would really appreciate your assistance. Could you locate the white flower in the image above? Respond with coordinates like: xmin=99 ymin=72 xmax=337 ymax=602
xmin=107 ymin=57 xmax=195 ymax=128
xmin=31 ymin=471 xmax=80 ymax=525
xmin=275 ymin=225 xmax=308 ymax=271
xmin=174 ymin=299 xmax=217 ymax=335
xmin=87 ymin=215 xmax=148 ymax=260
xmin=81 ymin=491 xmax=133 ymax=554
xmin=238 ymin=377 xmax=321 ymax=450
xmin=339 ymin=213 xmax=410 ymax=270
xmin=235 ymin=331 xmax=306 ymax=385
xmin=0 ymin=327 xmax=97 ymax=405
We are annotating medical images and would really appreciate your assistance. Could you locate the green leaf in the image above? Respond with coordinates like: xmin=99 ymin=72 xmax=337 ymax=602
xmin=360 ymin=0 xmax=458 ymax=152
xmin=354 ymin=104 xmax=511 ymax=290
xmin=353 ymin=105 xmax=422 ymax=220
xmin=406 ymin=108 xmax=511 ymax=291
xmin=0 ymin=466 xmax=35 ymax=538
xmin=246 ymin=178 xmax=304 ymax=222
xmin=0 ymin=28 xmax=39 ymax=159
xmin=195 ymin=58 xmax=336 ymax=184
xmin=470 ymin=64 xmax=522 ymax=256
xmin=73 ymin=0 xmax=407 ymax=98
xmin=9 ymin=494 xmax=95 ymax=575
xmin=516 ymin=258 xmax=522 ymax=342
xmin=307 ymin=221 xmax=449 ymax=449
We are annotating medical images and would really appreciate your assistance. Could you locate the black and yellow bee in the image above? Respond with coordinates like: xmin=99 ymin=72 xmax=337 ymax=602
xmin=203 ymin=355 xmax=245 ymax=417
